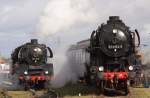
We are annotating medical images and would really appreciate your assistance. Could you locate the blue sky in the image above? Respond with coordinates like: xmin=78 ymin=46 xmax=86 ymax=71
xmin=0 ymin=0 xmax=150 ymax=57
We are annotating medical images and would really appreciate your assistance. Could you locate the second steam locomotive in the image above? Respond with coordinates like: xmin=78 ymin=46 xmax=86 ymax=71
xmin=11 ymin=39 xmax=53 ymax=89
xmin=68 ymin=16 xmax=142 ymax=94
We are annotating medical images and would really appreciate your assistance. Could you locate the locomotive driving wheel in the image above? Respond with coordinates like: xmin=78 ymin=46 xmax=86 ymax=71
xmin=118 ymin=80 xmax=129 ymax=95
xmin=44 ymin=81 xmax=50 ymax=89
xmin=99 ymin=80 xmax=104 ymax=93
xmin=123 ymin=80 xmax=129 ymax=95
xmin=24 ymin=82 xmax=30 ymax=90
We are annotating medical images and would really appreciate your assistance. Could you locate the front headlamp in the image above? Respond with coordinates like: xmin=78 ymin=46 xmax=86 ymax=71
xmin=34 ymin=47 xmax=42 ymax=52
xmin=45 ymin=71 xmax=49 ymax=74
xmin=99 ymin=66 xmax=104 ymax=72
xmin=129 ymin=66 xmax=133 ymax=71
xmin=24 ymin=71 xmax=28 ymax=75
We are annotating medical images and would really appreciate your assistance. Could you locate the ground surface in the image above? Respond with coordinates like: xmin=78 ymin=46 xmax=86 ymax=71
xmin=0 ymin=83 xmax=150 ymax=98
xmin=63 ymin=88 xmax=150 ymax=98
xmin=5 ymin=88 xmax=150 ymax=98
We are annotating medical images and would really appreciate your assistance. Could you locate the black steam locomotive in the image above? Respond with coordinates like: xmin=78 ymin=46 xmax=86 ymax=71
xmin=11 ymin=39 xmax=53 ymax=89
xmin=68 ymin=16 xmax=141 ymax=94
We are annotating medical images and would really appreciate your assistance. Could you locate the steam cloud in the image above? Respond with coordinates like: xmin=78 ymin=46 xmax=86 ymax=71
xmin=35 ymin=0 xmax=150 ymax=87
xmin=36 ymin=0 xmax=98 ymax=37
xmin=36 ymin=0 xmax=98 ymax=87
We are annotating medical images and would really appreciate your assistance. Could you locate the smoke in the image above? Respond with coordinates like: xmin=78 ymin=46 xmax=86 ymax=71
xmin=51 ymin=46 xmax=86 ymax=87
xmin=140 ymin=25 xmax=150 ymax=66
xmin=142 ymin=49 xmax=150 ymax=65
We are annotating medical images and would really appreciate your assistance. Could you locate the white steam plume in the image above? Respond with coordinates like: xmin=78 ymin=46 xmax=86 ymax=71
xmin=36 ymin=0 xmax=97 ymax=37
xmin=36 ymin=0 xmax=98 ymax=87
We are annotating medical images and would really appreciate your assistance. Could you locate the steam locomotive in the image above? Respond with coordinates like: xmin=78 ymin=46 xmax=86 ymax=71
xmin=11 ymin=39 xmax=53 ymax=89
xmin=68 ymin=16 xmax=142 ymax=94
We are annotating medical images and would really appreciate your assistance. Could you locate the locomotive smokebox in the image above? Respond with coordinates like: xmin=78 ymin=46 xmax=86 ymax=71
xmin=31 ymin=39 xmax=38 ymax=44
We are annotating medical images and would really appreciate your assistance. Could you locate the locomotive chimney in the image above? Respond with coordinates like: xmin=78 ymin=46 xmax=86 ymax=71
xmin=109 ymin=16 xmax=119 ymax=20
xmin=107 ymin=16 xmax=123 ymax=24
xmin=31 ymin=39 xmax=38 ymax=44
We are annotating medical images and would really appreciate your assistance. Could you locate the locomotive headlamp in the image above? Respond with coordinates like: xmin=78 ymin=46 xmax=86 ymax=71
xmin=113 ymin=29 xmax=125 ymax=37
xmin=45 ymin=71 xmax=49 ymax=74
xmin=99 ymin=66 xmax=104 ymax=72
xmin=118 ymin=30 xmax=125 ymax=37
xmin=129 ymin=66 xmax=133 ymax=71
xmin=34 ymin=47 xmax=42 ymax=52
xmin=113 ymin=29 xmax=117 ymax=33
xmin=24 ymin=71 xmax=28 ymax=75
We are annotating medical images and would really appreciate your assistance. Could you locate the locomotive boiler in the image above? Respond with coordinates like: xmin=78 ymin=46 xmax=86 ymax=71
xmin=11 ymin=39 xmax=53 ymax=89
xmin=68 ymin=16 xmax=142 ymax=94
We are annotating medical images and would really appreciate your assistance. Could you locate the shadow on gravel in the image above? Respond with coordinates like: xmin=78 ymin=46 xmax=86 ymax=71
xmin=103 ymin=89 xmax=128 ymax=97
